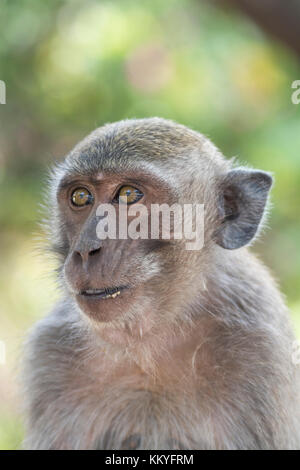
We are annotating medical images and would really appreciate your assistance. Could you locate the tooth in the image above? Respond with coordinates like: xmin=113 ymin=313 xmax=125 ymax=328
xmin=111 ymin=293 xmax=117 ymax=298
xmin=116 ymin=291 xmax=120 ymax=296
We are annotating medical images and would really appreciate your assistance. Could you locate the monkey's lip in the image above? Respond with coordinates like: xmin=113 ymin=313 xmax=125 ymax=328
xmin=79 ymin=285 xmax=127 ymax=300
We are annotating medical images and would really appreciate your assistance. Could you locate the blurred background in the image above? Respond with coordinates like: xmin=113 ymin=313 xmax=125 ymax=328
xmin=0 ymin=0 xmax=300 ymax=450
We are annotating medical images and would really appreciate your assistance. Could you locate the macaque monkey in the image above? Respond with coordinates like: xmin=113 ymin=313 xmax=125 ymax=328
xmin=23 ymin=118 xmax=300 ymax=449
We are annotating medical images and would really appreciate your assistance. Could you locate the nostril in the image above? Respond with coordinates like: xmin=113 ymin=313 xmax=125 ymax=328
xmin=72 ymin=247 xmax=101 ymax=262
xmin=89 ymin=247 xmax=101 ymax=257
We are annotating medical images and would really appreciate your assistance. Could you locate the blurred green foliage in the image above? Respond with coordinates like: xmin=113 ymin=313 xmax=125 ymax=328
xmin=0 ymin=0 xmax=300 ymax=450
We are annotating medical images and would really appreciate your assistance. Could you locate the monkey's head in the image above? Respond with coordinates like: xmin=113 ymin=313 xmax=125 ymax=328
xmin=48 ymin=118 xmax=272 ymax=329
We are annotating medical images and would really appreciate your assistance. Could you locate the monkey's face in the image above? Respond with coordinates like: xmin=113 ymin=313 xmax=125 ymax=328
xmin=57 ymin=169 xmax=180 ymax=323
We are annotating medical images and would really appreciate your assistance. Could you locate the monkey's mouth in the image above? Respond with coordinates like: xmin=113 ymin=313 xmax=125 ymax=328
xmin=79 ymin=286 xmax=127 ymax=300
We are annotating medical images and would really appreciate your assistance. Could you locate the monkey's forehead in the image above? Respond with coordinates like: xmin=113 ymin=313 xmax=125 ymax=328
xmin=61 ymin=118 xmax=225 ymax=176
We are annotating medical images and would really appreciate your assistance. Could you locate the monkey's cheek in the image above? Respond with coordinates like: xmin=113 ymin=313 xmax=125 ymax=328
xmin=75 ymin=291 xmax=134 ymax=323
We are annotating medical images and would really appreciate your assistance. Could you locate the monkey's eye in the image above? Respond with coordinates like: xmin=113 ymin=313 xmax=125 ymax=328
xmin=71 ymin=187 xmax=93 ymax=207
xmin=116 ymin=185 xmax=144 ymax=205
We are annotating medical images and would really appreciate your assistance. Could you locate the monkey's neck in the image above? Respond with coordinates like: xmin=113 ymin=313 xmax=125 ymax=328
xmin=83 ymin=291 xmax=213 ymax=375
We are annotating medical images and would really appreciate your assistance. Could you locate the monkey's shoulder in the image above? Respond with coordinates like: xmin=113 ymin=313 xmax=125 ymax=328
xmin=23 ymin=299 xmax=87 ymax=374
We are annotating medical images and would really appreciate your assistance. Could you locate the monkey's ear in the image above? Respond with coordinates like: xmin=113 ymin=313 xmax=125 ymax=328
xmin=216 ymin=168 xmax=273 ymax=250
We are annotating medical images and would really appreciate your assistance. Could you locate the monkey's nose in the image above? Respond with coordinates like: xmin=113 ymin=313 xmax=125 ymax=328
xmin=72 ymin=243 xmax=102 ymax=265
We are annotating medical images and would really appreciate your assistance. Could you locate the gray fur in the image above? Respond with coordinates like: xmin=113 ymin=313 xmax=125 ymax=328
xmin=22 ymin=118 xmax=300 ymax=450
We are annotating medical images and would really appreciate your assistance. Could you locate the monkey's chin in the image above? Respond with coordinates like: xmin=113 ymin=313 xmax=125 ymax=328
xmin=75 ymin=287 xmax=133 ymax=323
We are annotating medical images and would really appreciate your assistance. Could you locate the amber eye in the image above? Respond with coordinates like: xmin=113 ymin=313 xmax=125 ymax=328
xmin=71 ymin=187 xmax=93 ymax=207
xmin=116 ymin=185 xmax=143 ymax=205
